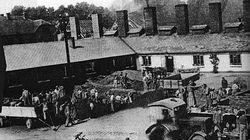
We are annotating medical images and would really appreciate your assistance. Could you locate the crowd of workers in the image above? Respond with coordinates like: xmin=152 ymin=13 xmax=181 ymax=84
xmin=7 ymin=84 xmax=134 ymax=128
xmin=113 ymin=72 xmax=129 ymax=89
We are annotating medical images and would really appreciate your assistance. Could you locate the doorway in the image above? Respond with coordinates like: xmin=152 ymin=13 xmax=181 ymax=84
xmin=166 ymin=56 xmax=174 ymax=72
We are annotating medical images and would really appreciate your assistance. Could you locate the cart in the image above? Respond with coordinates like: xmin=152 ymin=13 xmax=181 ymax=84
xmin=0 ymin=106 xmax=37 ymax=129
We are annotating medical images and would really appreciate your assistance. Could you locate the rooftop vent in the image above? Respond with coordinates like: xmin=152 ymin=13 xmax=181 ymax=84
xmin=128 ymin=27 xmax=144 ymax=37
xmin=190 ymin=25 xmax=209 ymax=34
xmin=224 ymin=22 xmax=243 ymax=33
xmin=103 ymin=30 xmax=118 ymax=37
xmin=158 ymin=26 xmax=177 ymax=36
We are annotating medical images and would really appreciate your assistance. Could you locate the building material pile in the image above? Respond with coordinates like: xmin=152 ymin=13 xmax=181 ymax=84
xmin=94 ymin=70 xmax=144 ymax=91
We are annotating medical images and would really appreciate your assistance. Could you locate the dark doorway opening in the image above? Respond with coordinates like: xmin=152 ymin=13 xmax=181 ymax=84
xmin=166 ymin=56 xmax=174 ymax=72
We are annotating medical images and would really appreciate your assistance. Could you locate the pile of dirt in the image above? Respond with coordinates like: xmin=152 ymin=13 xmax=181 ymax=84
xmin=93 ymin=70 xmax=144 ymax=91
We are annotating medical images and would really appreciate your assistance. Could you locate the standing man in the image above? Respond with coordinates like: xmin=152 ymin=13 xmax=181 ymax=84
xmin=187 ymin=80 xmax=198 ymax=108
xmin=238 ymin=112 xmax=248 ymax=140
xmin=221 ymin=77 xmax=228 ymax=89
xmin=110 ymin=94 xmax=115 ymax=112
xmin=0 ymin=37 xmax=6 ymax=112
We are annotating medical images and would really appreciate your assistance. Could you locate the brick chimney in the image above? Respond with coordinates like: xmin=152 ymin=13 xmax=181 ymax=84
xmin=116 ymin=10 xmax=129 ymax=37
xmin=92 ymin=14 xmax=103 ymax=38
xmin=209 ymin=2 xmax=222 ymax=33
xmin=175 ymin=4 xmax=189 ymax=35
xmin=143 ymin=7 xmax=158 ymax=36
xmin=243 ymin=0 xmax=250 ymax=32
xmin=69 ymin=17 xmax=80 ymax=39
xmin=6 ymin=13 xmax=11 ymax=20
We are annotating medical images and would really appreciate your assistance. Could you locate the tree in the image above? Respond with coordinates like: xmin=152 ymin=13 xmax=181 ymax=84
xmin=11 ymin=5 xmax=25 ymax=16
xmin=209 ymin=53 xmax=219 ymax=73
xmin=25 ymin=7 xmax=37 ymax=20
xmin=10 ymin=2 xmax=115 ymax=29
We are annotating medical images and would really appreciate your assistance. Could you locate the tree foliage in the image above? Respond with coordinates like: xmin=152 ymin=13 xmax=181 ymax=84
xmin=11 ymin=2 xmax=115 ymax=29
xmin=11 ymin=5 xmax=25 ymax=16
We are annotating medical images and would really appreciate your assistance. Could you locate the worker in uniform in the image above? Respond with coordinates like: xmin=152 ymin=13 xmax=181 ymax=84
xmin=110 ymin=94 xmax=115 ymax=112
xmin=64 ymin=101 xmax=71 ymax=127
xmin=238 ymin=112 xmax=248 ymax=140
xmin=113 ymin=75 xmax=118 ymax=88
xmin=18 ymin=89 xmax=32 ymax=106
xmin=187 ymin=80 xmax=199 ymax=108
xmin=89 ymin=102 xmax=94 ymax=118
xmin=221 ymin=77 xmax=228 ymax=89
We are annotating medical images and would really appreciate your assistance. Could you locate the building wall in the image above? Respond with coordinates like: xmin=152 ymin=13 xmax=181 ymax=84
xmin=137 ymin=52 xmax=250 ymax=72
xmin=5 ymin=54 xmax=137 ymax=98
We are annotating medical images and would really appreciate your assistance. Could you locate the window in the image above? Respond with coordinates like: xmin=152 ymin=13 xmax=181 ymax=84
xmin=7 ymin=72 xmax=22 ymax=87
xmin=142 ymin=56 xmax=151 ymax=66
xmin=86 ymin=61 xmax=95 ymax=72
xmin=193 ymin=55 xmax=204 ymax=66
xmin=230 ymin=53 xmax=241 ymax=65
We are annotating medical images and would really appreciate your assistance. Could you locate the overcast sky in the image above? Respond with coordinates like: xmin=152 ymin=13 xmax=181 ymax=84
xmin=0 ymin=0 xmax=115 ymax=14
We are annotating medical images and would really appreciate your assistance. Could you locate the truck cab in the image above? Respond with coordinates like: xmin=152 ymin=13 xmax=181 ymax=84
xmin=146 ymin=98 xmax=214 ymax=140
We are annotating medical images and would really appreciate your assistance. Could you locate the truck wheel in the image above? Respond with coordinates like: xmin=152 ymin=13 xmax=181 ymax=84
xmin=26 ymin=119 xmax=33 ymax=129
xmin=0 ymin=117 xmax=4 ymax=127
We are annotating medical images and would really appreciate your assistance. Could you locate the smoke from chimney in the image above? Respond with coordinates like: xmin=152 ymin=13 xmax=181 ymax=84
xmin=110 ymin=0 xmax=143 ymax=12
xmin=179 ymin=0 xmax=188 ymax=4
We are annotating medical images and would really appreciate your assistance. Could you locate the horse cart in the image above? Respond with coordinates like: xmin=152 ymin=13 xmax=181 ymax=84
xmin=0 ymin=106 xmax=38 ymax=129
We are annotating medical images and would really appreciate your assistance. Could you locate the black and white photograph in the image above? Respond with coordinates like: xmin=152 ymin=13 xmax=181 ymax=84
xmin=0 ymin=0 xmax=250 ymax=139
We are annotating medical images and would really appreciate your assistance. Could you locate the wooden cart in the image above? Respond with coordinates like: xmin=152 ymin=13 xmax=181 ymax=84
xmin=0 ymin=106 xmax=37 ymax=129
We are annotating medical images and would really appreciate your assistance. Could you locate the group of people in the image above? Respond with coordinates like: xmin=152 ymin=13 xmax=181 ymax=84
xmin=113 ymin=72 xmax=129 ymax=89
xmin=14 ymin=86 xmax=77 ymax=127
xmin=175 ymin=77 xmax=243 ymax=110
xmin=7 ymin=84 xmax=134 ymax=128
xmin=142 ymin=70 xmax=161 ymax=91
xmin=72 ymin=85 xmax=133 ymax=115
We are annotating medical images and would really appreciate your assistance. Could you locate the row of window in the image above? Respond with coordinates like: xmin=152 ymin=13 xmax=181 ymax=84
xmin=141 ymin=53 xmax=242 ymax=66
xmin=193 ymin=53 xmax=241 ymax=66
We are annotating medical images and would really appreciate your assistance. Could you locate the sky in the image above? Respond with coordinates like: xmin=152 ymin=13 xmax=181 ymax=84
xmin=0 ymin=0 xmax=115 ymax=14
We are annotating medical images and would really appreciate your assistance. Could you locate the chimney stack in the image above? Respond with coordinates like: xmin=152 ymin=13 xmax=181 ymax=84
xmin=243 ymin=0 xmax=250 ymax=32
xmin=209 ymin=2 xmax=222 ymax=33
xmin=143 ymin=7 xmax=158 ymax=36
xmin=6 ymin=13 xmax=11 ymax=20
xmin=69 ymin=17 xmax=80 ymax=39
xmin=175 ymin=4 xmax=189 ymax=35
xmin=92 ymin=14 xmax=103 ymax=38
xmin=116 ymin=10 xmax=129 ymax=37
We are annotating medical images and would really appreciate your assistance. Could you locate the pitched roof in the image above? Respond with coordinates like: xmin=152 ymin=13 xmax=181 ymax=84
xmin=0 ymin=19 xmax=52 ymax=36
xmin=4 ymin=37 xmax=135 ymax=71
xmin=158 ymin=26 xmax=176 ymax=31
xmin=190 ymin=25 xmax=209 ymax=31
xmin=224 ymin=22 xmax=243 ymax=29
xmin=123 ymin=33 xmax=250 ymax=54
